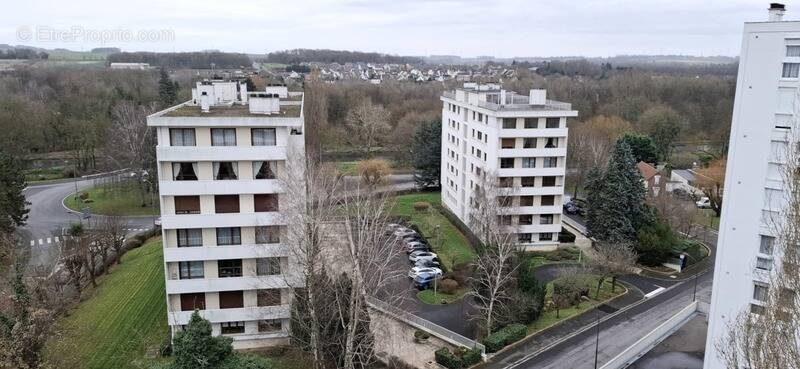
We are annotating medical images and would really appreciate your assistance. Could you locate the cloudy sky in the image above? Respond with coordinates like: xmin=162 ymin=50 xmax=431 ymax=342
xmin=0 ymin=0 xmax=785 ymax=57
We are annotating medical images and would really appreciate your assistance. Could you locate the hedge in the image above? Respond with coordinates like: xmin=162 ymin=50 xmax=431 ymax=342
xmin=435 ymin=347 xmax=462 ymax=369
xmin=460 ymin=347 xmax=482 ymax=367
xmin=483 ymin=324 xmax=528 ymax=353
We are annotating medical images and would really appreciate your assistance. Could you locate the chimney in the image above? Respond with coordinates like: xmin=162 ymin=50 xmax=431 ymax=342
xmin=769 ymin=3 xmax=786 ymax=21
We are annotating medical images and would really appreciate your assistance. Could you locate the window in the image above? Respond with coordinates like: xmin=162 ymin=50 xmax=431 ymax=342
xmin=478 ymin=113 xmax=483 ymax=122
xmin=252 ymin=128 xmax=277 ymax=146
xmin=218 ymin=259 xmax=243 ymax=278
xmin=543 ymin=157 xmax=558 ymax=168
xmin=499 ymin=177 xmax=513 ymax=188
xmin=214 ymin=195 xmax=240 ymax=213
xmin=257 ymin=289 xmax=282 ymax=306
xmin=783 ymin=63 xmax=800 ymax=78
xmin=524 ymin=118 xmax=538 ymax=129
xmin=170 ymin=128 xmax=196 ymax=146
xmin=501 ymin=138 xmax=515 ymax=149
xmin=172 ymin=162 xmax=198 ymax=181
xmin=545 ymin=118 xmax=560 ymax=128
xmin=539 ymin=233 xmax=554 ymax=241
xmin=500 ymin=158 xmax=515 ymax=169
xmin=756 ymin=257 xmax=773 ymax=271
xmin=477 ymin=131 xmax=483 ymax=140
xmin=221 ymin=321 xmax=245 ymax=334
xmin=253 ymin=161 xmax=276 ymax=179
xmin=219 ymin=291 xmax=244 ymax=309
xmin=542 ymin=176 xmax=557 ymax=187
xmin=177 ymin=229 xmax=202 ymax=247
xmin=521 ymin=177 xmax=535 ymax=187
xmin=211 ymin=128 xmax=236 ymax=146
xmin=254 ymin=194 xmax=279 ymax=212
xmin=256 ymin=226 xmax=281 ymax=244
xmin=519 ymin=215 xmax=533 ymax=225
xmin=180 ymin=293 xmax=206 ymax=311
xmin=541 ymin=195 xmax=555 ymax=206
xmin=213 ymin=162 xmax=238 ymax=180
xmin=750 ymin=303 xmax=765 ymax=315
xmin=518 ymin=233 xmax=532 ymax=243
xmin=520 ymin=196 xmax=534 ymax=206
xmin=179 ymin=261 xmax=204 ymax=279
xmin=175 ymin=196 xmax=200 ymax=214
xmin=540 ymin=214 xmax=554 ymax=225
xmin=257 ymin=258 xmax=281 ymax=276
xmin=498 ymin=197 xmax=512 ymax=207
xmin=499 ymin=215 xmax=513 ymax=226
xmin=522 ymin=158 xmax=536 ymax=168
xmin=523 ymin=138 xmax=537 ymax=148
xmin=502 ymin=118 xmax=516 ymax=129
xmin=216 ymin=227 xmax=241 ymax=246
xmin=259 ymin=319 xmax=283 ymax=333
xmin=760 ymin=235 xmax=775 ymax=255
xmin=753 ymin=283 xmax=769 ymax=302
xmin=545 ymin=138 xmax=558 ymax=148
xmin=789 ymin=45 xmax=800 ymax=57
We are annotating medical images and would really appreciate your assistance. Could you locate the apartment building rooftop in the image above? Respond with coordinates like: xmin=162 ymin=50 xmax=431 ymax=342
xmin=442 ymin=82 xmax=574 ymax=112
xmin=162 ymin=102 xmax=302 ymax=118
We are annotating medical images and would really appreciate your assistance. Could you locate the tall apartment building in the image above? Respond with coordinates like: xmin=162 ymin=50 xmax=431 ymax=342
xmin=440 ymin=83 xmax=577 ymax=249
xmin=147 ymin=80 xmax=305 ymax=349
xmin=704 ymin=4 xmax=799 ymax=368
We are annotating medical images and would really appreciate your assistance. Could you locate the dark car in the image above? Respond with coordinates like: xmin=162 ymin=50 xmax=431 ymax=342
xmin=564 ymin=198 xmax=588 ymax=216
xmin=413 ymin=272 xmax=437 ymax=290
xmin=414 ymin=259 xmax=441 ymax=268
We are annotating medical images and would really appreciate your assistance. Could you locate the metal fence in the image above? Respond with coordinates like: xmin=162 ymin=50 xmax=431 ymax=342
xmin=366 ymin=296 xmax=486 ymax=355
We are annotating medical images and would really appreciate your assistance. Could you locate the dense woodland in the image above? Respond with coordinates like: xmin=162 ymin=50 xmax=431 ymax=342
xmin=264 ymin=49 xmax=423 ymax=64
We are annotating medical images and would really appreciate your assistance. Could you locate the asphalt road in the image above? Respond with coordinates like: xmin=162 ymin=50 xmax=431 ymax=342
xmin=19 ymin=175 xmax=155 ymax=268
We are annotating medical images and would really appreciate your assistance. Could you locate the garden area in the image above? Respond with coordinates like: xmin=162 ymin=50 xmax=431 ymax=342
xmin=64 ymin=178 xmax=159 ymax=216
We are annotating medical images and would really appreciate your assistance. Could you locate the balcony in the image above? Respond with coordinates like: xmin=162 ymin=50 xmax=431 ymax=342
xmin=168 ymin=305 xmax=290 ymax=326
xmin=156 ymin=145 xmax=287 ymax=162
xmin=499 ymin=205 xmax=562 ymax=215
xmin=164 ymin=244 xmax=290 ymax=262
xmin=497 ymin=167 xmax=565 ymax=177
xmin=498 ymin=147 xmax=567 ymax=158
xmin=165 ymin=275 xmax=293 ymax=294
xmin=159 ymin=179 xmax=283 ymax=196
xmin=498 ymin=128 xmax=568 ymax=138
xmin=516 ymin=223 xmax=562 ymax=234
xmin=161 ymin=212 xmax=285 ymax=230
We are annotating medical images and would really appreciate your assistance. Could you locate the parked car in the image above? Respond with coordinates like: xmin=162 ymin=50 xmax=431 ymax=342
xmin=414 ymin=259 xmax=441 ymax=268
xmin=385 ymin=223 xmax=403 ymax=234
xmin=696 ymin=197 xmax=711 ymax=209
xmin=394 ymin=228 xmax=417 ymax=238
xmin=563 ymin=199 xmax=587 ymax=216
xmin=405 ymin=241 xmax=429 ymax=253
xmin=413 ymin=272 xmax=438 ymax=290
xmin=671 ymin=188 xmax=694 ymax=201
xmin=409 ymin=251 xmax=438 ymax=263
xmin=408 ymin=266 xmax=443 ymax=279
xmin=402 ymin=234 xmax=425 ymax=243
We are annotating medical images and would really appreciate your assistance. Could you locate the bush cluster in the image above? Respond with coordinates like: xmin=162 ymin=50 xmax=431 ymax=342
xmin=482 ymin=324 xmax=527 ymax=353
xmin=434 ymin=347 xmax=482 ymax=369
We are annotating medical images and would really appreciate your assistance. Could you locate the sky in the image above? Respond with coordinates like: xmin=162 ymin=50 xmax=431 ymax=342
xmin=0 ymin=0 xmax=785 ymax=57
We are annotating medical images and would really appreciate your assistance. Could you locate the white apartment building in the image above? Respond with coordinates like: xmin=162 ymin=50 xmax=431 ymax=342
xmin=147 ymin=80 xmax=305 ymax=349
xmin=704 ymin=4 xmax=799 ymax=368
xmin=440 ymin=83 xmax=578 ymax=249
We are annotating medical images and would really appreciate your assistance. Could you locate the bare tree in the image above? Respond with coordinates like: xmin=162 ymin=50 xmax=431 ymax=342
xmin=345 ymin=99 xmax=391 ymax=157
xmin=696 ymin=158 xmax=726 ymax=217
xmin=60 ymin=224 xmax=90 ymax=297
xmin=99 ymin=215 xmax=126 ymax=267
xmin=466 ymin=172 xmax=520 ymax=336
xmin=716 ymin=114 xmax=800 ymax=368
xmin=107 ymin=101 xmax=159 ymax=207
xmin=588 ymin=242 xmax=638 ymax=297
xmin=649 ymin=189 xmax=698 ymax=237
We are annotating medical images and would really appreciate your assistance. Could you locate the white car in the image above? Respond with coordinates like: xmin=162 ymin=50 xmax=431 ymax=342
xmin=409 ymin=251 xmax=438 ymax=263
xmin=394 ymin=228 xmax=417 ymax=238
xmin=696 ymin=197 xmax=711 ymax=209
xmin=408 ymin=266 xmax=443 ymax=279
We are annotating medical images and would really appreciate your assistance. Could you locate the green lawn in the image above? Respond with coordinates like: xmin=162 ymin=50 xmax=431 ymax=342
xmin=64 ymin=182 xmax=159 ymax=216
xmin=528 ymin=276 xmax=624 ymax=334
xmin=391 ymin=192 xmax=476 ymax=269
xmin=25 ymin=167 xmax=67 ymax=183
xmin=335 ymin=161 xmax=360 ymax=176
xmin=45 ymin=238 xmax=168 ymax=369
xmin=693 ymin=209 xmax=720 ymax=230
xmin=524 ymin=247 xmax=585 ymax=269
xmin=417 ymin=288 xmax=468 ymax=305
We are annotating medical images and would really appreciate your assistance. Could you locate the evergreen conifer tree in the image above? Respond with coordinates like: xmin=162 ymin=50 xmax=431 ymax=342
xmin=411 ymin=120 xmax=442 ymax=188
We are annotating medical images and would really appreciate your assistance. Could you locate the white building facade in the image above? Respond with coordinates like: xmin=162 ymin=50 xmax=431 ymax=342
xmin=704 ymin=4 xmax=799 ymax=368
xmin=147 ymin=80 xmax=305 ymax=349
xmin=440 ymin=83 xmax=577 ymax=249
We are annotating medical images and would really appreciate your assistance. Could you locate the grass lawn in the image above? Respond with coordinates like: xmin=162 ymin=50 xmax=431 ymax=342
xmin=64 ymin=181 xmax=159 ymax=216
xmin=693 ymin=209 xmax=720 ymax=230
xmin=44 ymin=238 xmax=168 ymax=369
xmin=25 ymin=166 xmax=67 ymax=183
xmin=335 ymin=161 xmax=360 ymax=176
xmin=417 ymin=288 xmax=468 ymax=305
xmin=524 ymin=246 xmax=585 ymax=269
xmin=528 ymin=276 xmax=624 ymax=335
xmin=391 ymin=192 xmax=476 ymax=269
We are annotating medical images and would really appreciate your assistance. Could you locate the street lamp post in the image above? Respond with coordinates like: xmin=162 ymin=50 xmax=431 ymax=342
xmin=581 ymin=295 xmax=600 ymax=369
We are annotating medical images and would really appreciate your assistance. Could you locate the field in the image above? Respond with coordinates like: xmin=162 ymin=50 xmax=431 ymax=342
xmin=44 ymin=238 xmax=169 ymax=369
xmin=64 ymin=181 xmax=159 ymax=216
xmin=391 ymin=192 xmax=475 ymax=269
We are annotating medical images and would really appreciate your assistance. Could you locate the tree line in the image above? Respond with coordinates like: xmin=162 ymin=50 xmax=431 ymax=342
xmin=264 ymin=48 xmax=423 ymax=65
xmin=108 ymin=51 xmax=252 ymax=69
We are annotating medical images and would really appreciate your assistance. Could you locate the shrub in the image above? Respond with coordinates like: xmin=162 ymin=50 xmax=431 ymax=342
xmin=483 ymin=324 xmax=528 ymax=353
xmin=413 ymin=201 xmax=431 ymax=213
xmin=79 ymin=191 xmax=89 ymax=200
xmin=435 ymin=347 xmax=462 ymax=369
xmin=449 ymin=263 xmax=473 ymax=286
xmin=439 ymin=278 xmax=459 ymax=294
xmin=636 ymin=217 xmax=679 ymax=266
xmin=357 ymin=158 xmax=391 ymax=185
xmin=460 ymin=347 xmax=483 ymax=367
xmin=414 ymin=329 xmax=430 ymax=341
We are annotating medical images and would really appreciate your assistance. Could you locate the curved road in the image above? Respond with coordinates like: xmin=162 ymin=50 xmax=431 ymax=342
xmin=20 ymin=175 xmax=155 ymax=267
